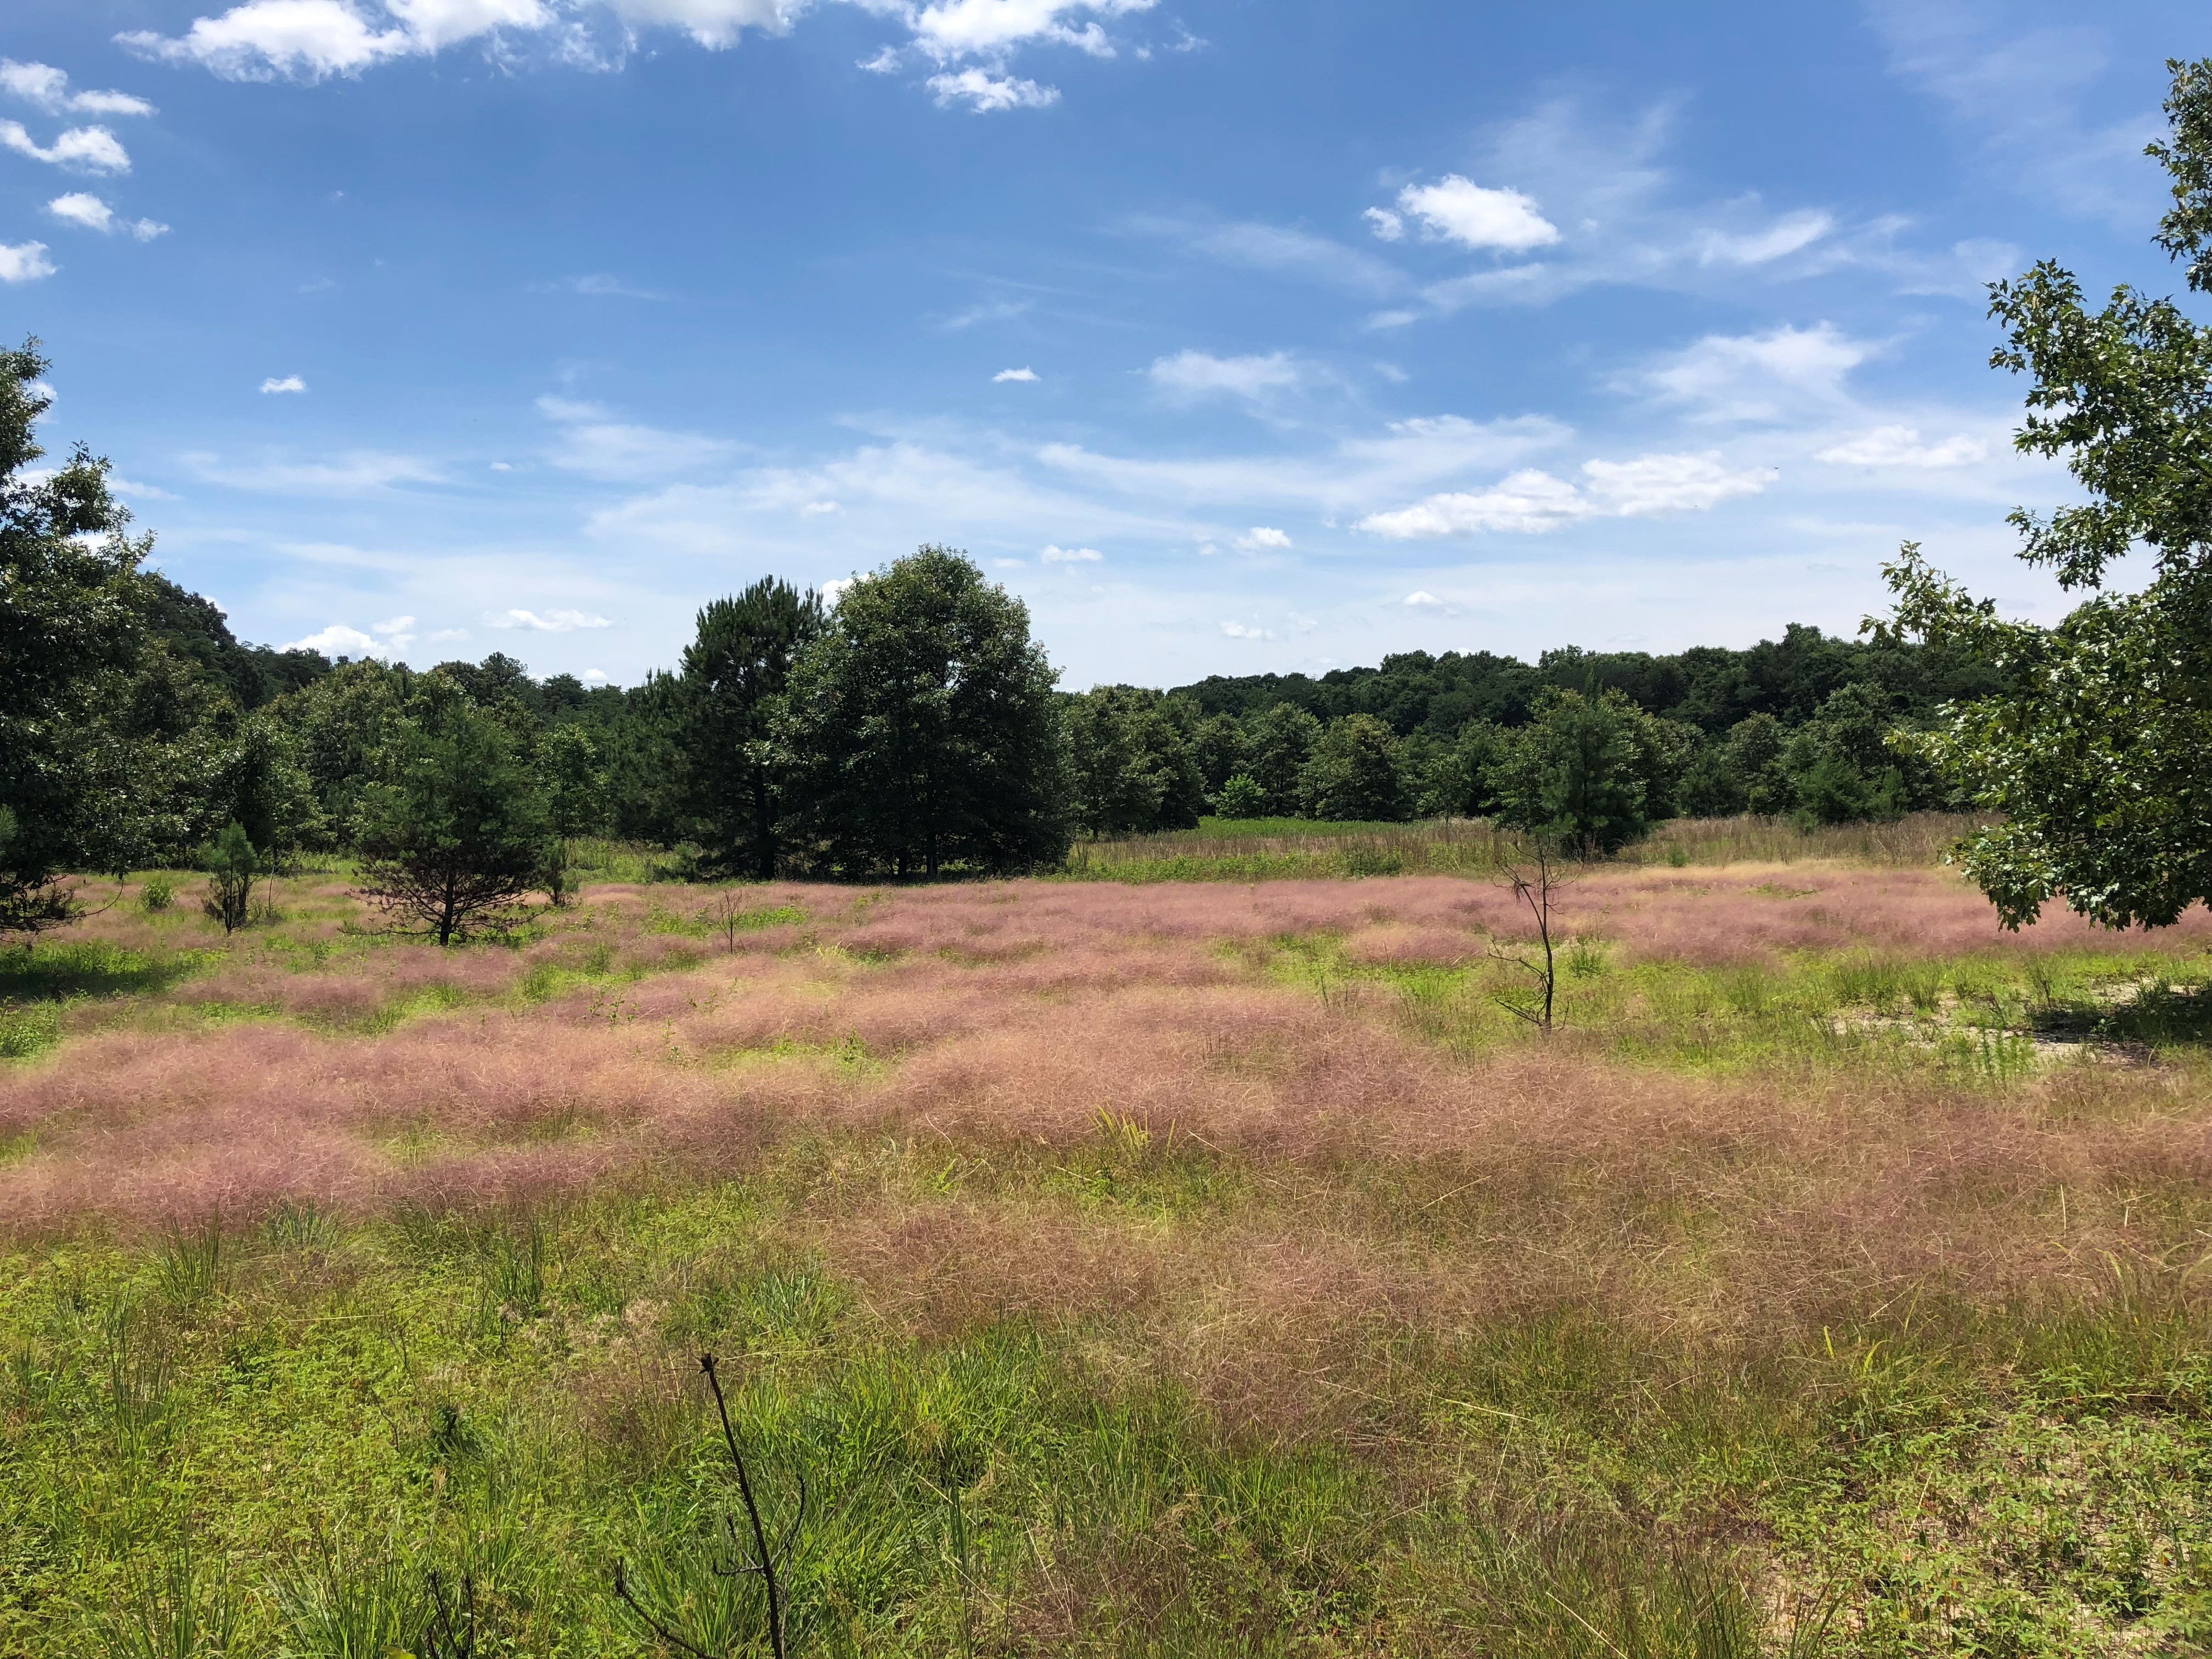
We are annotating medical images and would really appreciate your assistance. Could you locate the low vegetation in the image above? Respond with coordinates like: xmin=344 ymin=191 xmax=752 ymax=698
xmin=8 ymin=840 xmax=2212 ymax=1654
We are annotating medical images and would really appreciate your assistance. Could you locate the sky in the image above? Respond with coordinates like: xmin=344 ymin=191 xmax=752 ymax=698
xmin=2 ymin=0 xmax=2205 ymax=690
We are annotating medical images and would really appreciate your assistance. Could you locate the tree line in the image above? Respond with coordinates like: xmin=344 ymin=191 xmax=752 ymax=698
xmin=0 ymin=338 xmax=1982 ymax=943
xmin=9 ymin=50 xmax=2212 ymax=944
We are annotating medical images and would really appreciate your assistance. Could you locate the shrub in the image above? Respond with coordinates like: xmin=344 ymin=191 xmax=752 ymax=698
xmin=141 ymin=875 xmax=174 ymax=913
xmin=200 ymin=821 xmax=257 ymax=935
xmin=1215 ymin=774 xmax=1266 ymax=819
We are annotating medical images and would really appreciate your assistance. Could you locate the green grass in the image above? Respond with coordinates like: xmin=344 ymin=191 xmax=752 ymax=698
xmin=8 ymin=1143 xmax=2212 ymax=1655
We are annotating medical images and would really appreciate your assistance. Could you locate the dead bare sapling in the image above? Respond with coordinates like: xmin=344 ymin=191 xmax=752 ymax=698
xmin=614 ymin=1353 xmax=806 ymax=1659
xmin=1490 ymin=833 xmax=1574 ymax=1034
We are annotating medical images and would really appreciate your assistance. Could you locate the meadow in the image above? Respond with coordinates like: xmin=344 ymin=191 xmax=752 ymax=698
xmin=7 ymin=823 xmax=2212 ymax=1656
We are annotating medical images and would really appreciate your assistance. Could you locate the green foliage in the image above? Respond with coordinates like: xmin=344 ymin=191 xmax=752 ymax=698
xmin=198 ymin=821 xmax=257 ymax=936
xmin=1214 ymin=774 xmax=1266 ymax=819
xmin=1488 ymin=689 xmax=1650 ymax=853
xmin=1880 ymin=60 xmax=2212 ymax=928
xmin=1064 ymin=686 xmax=1207 ymax=837
xmin=1243 ymin=702 xmax=1322 ymax=817
xmin=680 ymin=578 xmax=826 ymax=879
xmin=537 ymin=721 xmax=609 ymax=848
xmin=139 ymin=876 xmax=174 ymax=913
xmin=352 ymin=682 xmax=557 ymax=944
xmin=1299 ymin=712 xmax=1410 ymax=821
xmin=778 ymin=548 xmax=1070 ymax=878
xmin=0 ymin=340 xmax=165 ymax=936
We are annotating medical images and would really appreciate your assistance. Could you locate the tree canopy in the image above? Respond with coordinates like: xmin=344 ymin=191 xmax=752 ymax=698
xmin=1882 ymin=58 xmax=2212 ymax=929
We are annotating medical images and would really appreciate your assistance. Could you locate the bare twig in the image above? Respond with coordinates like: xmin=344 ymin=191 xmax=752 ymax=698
xmin=612 ymin=1351 xmax=805 ymax=1659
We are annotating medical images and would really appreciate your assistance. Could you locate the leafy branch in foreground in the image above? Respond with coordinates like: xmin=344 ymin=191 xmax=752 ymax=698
xmin=1875 ymin=58 xmax=2212 ymax=930
xmin=614 ymin=1353 xmax=808 ymax=1659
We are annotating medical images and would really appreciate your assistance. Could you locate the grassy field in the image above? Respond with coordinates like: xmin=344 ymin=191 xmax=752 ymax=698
xmin=7 ymin=832 xmax=2212 ymax=1655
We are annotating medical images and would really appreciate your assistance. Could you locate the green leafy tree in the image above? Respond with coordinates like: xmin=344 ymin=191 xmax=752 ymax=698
xmin=200 ymin=820 xmax=257 ymax=934
xmin=1193 ymin=711 xmax=1248 ymax=797
xmin=1066 ymin=689 xmax=1163 ymax=838
xmin=1300 ymin=714 xmax=1411 ymax=821
xmin=1215 ymin=774 xmax=1267 ymax=819
xmin=281 ymin=658 xmax=414 ymax=837
xmin=352 ymin=682 xmax=557 ymax=943
xmin=778 ymin=548 xmax=1069 ymax=878
xmin=219 ymin=712 xmax=326 ymax=867
xmin=680 ymin=579 xmax=826 ymax=878
xmin=1488 ymin=689 xmax=1649 ymax=853
xmin=1880 ymin=60 xmax=2212 ymax=927
xmin=0 ymin=340 xmax=161 ymax=936
xmin=1244 ymin=703 xmax=1323 ymax=817
xmin=540 ymin=721 xmax=610 ymax=848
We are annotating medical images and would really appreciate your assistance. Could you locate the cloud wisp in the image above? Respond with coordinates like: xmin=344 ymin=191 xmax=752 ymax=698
xmin=47 ymin=194 xmax=167 ymax=239
xmin=0 ymin=60 xmax=157 ymax=117
xmin=1358 ymin=451 xmax=1769 ymax=539
xmin=0 ymin=120 xmax=131 ymax=173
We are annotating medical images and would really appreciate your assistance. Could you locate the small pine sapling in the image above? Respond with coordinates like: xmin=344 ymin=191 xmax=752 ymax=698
xmin=201 ymin=821 xmax=257 ymax=935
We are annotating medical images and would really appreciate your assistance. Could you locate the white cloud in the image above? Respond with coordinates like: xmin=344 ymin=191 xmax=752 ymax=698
xmin=799 ymin=499 xmax=842 ymax=516
xmin=902 ymin=0 xmax=1156 ymax=63
xmin=1634 ymin=322 xmax=1875 ymax=423
xmin=1404 ymin=590 xmax=1441 ymax=607
xmin=821 ymin=576 xmax=857 ymax=605
xmin=0 ymin=121 xmax=131 ymax=173
xmin=1041 ymin=544 xmax=1101 ymax=562
xmin=0 ymin=61 xmax=157 ymax=117
xmin=927 ymin=69 xmax=1059 ymax=111
xmin=189 ymin=450 xmax=442 ymax=492
xmin=1865 ymin=0 xmax=2161 ymax=227
xmin=1393 ymin=174 xmax=1559 ymax=251
xmin=1357 ymin=451 xmax=1768 ymax=538
xmin=119 ymin=1 xmax=414 ymax=79
xmin=1816 ymin=425 xmax=1988 ymax=468
xmin=285 ymin=623 xmax=386 ymax=657
xmin=0 ymin=242 xmax=57 ymax=284
xmin=261 ymin=375 xmax=308 ymax=393
xmin=371 ymin=613 xmax=416 ymax=633
xmin=1220 ymin=619 xmax=1274 ymax=640
xmin=117 ymin=0 xmax=794 ymax=81
xmin=1234 ymin=526 xmax=1291 ymax=550
xmin=487 ymin=607 xmax=613 ymax=631
xmin=582 ymin=667 xmax=610 ymax=684
xmin=536 ymin=393 xmax=734 ymax=479
xmin=1363 ymin=206 xmax=1404 ymax=241
xmin=46 ymin=193 xmax=167 ymax=239
xmin=595 ymin=0 xmax=800 ymax=48
xmin=994 ymin=366 xmax=1039 ymax=382
xmin=1148 ymin=349 xmax=1308 ymax=404
xmin=994 ymin=557 xmax=1026 ymax=567
xmin=1697 ymin=210 xmax=1834 ymax=266
xmin=858 ymin=44 xmax=901 ymax=71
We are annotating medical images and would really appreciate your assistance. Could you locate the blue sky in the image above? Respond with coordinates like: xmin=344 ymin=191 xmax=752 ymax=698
xmin=3 ymin=0 xmax=2204 ymax=688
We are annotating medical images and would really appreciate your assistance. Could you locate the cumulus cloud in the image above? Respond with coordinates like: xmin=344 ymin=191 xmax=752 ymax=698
xmin=1220 ymin=619 xmax=1274 ymax=640
xmin=821 ymin=576 xmax=857 ymax=605
xmin=285 ymin=623 xmax=386 ymax=657
xmin=1041 ymin=544 xmax=1102 ymax=562
xmin=994 ymin=366 xmax=1039 ymax=382
xmin=1357 ymin=451 xmax=1768 ymax=538
xmin=0 ymin=60 xmax=157 ymax=117
xmin=1392 ymin=174 xmax=1559 ymax=251
xmin=1404 ymin=590 xmax=1442 ymax=607
xmin=927 ymin=69 xmax=1059 ymax=111
xmin=902 ymin=0 xmax=1156 ymax=63
xmin=0 ymin=120 xmax=131 ymax=173
xmin=1234 ymin=526 xmax=1291 ymax=550
xmin=487 ymin=607 xmax=613 ymax=631
xmin=799 ymin=498 xmax=841 ymax=515
xmin=46 ymin=193 xmax=167 ymax=238
xmin=1363 ymin=206 xmax=1404 ymax=241
xmin=0 ymin=242 xmax=58 ymax=284
xmin=1815 ymin=425 xmax=1987 ymax=468
xmin=118 ymin=0 xmax=799 ymax=81
xmin=261 ymin=375 xmax=308 ymax=393
xmin=1148 ymin=349 xmax=1308 ymax=404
